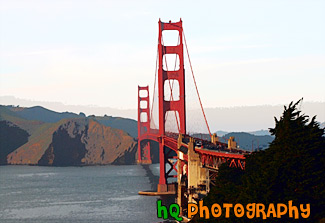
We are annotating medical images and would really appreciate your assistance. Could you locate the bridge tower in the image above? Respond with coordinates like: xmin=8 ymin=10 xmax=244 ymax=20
xmin=158 ymin=19 xmax=186 ymax=192
xmin=137 ymin=86 xmax=152 ymax=164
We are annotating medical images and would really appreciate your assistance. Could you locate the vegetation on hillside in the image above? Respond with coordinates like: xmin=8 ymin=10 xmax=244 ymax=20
xmin=192 ymin=99 xmax=325 ymax=222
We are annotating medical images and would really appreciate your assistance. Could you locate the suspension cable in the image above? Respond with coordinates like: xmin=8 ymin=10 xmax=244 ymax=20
xmin=183 ymin=30 xmax=212 ymax=137
xmin=149 ymin=44 xmax=159 ymax=129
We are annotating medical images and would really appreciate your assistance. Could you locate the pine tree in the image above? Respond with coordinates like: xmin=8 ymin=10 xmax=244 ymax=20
xmin=265 ymin=99 xmax=325 ymax=221
xmin=192 ymin=99 xmax=325 ymax=222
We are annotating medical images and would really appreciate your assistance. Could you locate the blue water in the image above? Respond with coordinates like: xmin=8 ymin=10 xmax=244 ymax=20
xmin=0 ymin=164 xmax=169 ymax=223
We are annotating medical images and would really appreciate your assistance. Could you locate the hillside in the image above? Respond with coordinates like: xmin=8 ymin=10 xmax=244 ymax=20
xmin=192 ymin=132 xmax=274 ymax=151
xmin=9 ymin=105 xmax=80 ymax=123
xmin=7 ymin=118 xmax=137 ymax=165
xmin=216 ymin=129 xmax=271 ymax=137
xmin=0 ymin=106 xmax=45 ymax=134
xmin=5 ymin=105 xmax=137 ymax=137
xmin=7 ymin=119 xmax=68 ymax=165
xmin=1 ymin=105 xmax=138 ymax=166
xmin=223 ymin=132 xmax=274 ymax=151
xmin=91 ymin=115 xmax=137 ymax=138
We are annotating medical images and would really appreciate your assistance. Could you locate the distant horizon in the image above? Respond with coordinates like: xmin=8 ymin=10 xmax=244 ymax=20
xmin=1 ymin=95 xmax=324 ymax=133
xmin=1 ymin=95 xmax=324 ymax=110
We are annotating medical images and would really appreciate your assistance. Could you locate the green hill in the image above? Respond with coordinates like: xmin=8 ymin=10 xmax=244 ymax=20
xmin=94 ymin=115 xmax=137 ymax=138
xmin=8 ymin=105 xmax=79 ymax=123
xmin=0 ymin=105 xmax=45 ymax=135
xmin=223 ymin=132 xmax=274 ymax=151
xmin=5 ymin=105 xmax=137 ymax=137
xmin=192 ymin=132 xmax=274 ymax=151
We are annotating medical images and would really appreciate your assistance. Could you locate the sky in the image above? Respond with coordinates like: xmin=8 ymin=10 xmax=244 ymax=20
xmin=1 ymin=0 xmax=324 ymax=111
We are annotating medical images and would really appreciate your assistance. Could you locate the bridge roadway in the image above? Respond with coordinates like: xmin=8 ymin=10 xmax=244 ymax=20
xmin=139 ymin=129 xmax=249 ymax=218
xmin=140 ymin=129 xmax=248 ymax=170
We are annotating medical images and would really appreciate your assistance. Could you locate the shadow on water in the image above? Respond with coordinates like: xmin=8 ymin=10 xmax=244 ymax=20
xmin=141 ymin=164 xmax=177 ymax=222
xmin=141 ymin=164 xmax=159 ymax=191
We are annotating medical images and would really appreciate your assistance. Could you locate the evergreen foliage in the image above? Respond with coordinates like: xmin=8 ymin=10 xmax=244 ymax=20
xmin=192 ymin=99 xmax=325 ymax=222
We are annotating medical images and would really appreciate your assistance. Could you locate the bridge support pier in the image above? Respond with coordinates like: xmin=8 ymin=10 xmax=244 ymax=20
xmin=157 ymin=183 xmax=167 ymax=193
xmin=187 ymin=137 xmax=209 ymax=204
xmin=211 ymin=133 xmax=218 ymax=144
xmin=137 ymin=142 xmax=152 ymax=164
xmin=228 ymin=136 xmax=237 ymax=149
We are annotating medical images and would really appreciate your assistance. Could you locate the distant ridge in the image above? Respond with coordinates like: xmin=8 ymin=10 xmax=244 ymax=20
xmin=193 ymin=131 xmax=274 ymax=151
xmin=1 ymin=96 xmax=324 ymax=132
xmin=223 ymin=132 xmax=274 ymax=151
xmin=248 ymin=129 xmax=271 ymax=136
xmin=216 ymin=129 xmax=271 ymax=137
xmin=4 ymin=105 xmax=137 ymax=138
xmin=215 ymin=131 xmax=229 ymax=137
xmin=12 ymin=105 xmax=80 ymax=123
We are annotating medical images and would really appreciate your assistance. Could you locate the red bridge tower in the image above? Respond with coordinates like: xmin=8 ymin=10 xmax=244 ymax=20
xmin=157 ymin=19 xmax=186 ymax=192
xmin=137 ymin=86 xmax=152 ymax=164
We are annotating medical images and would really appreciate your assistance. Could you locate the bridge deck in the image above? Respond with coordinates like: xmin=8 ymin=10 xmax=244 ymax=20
xmin=139 ymin=131 xmax=249 ymax=161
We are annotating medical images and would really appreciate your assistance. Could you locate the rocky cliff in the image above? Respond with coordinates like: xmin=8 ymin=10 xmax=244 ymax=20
xmin=7 ymin=118 xmax=137 ymax=165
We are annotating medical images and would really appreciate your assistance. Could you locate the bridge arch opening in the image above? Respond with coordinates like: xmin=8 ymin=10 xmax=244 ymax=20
xmin=163 ymin=54 xmax=180 ymax=71
xmin=140 ymin=112 xmax=148 ymax=123
xmin=139 ymin=89 xmax=148 ymax=97
xmin=164 ymin=79 xmax=180 ymax=101
xmin=162 ymin=30 xmax=179 ymax=46
xmin=165 ymin=110 xmax=180 ymax=133
xmin=140 ymin=100 xmax=148 ymax=109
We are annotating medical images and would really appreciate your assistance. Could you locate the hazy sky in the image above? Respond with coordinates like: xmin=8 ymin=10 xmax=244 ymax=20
xmin=1 ymin=0 xmax=324 ymax=110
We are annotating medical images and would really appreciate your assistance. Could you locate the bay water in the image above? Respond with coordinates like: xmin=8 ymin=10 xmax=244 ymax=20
xmin=0 ymin=164 xmax=171 ymax=223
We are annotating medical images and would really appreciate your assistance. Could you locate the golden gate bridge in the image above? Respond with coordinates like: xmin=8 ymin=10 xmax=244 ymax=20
xmin=137 ymin=19 xmax=249 ymax=217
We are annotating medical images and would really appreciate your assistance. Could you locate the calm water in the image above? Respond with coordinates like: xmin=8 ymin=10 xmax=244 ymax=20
xmin=0 ymin=164 xmax=172 ymax=223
